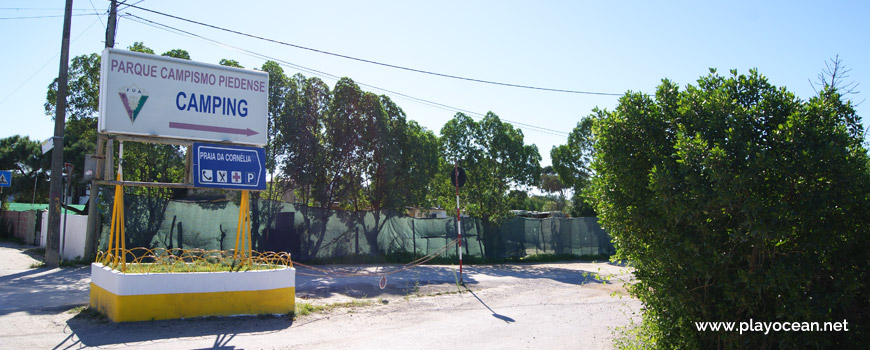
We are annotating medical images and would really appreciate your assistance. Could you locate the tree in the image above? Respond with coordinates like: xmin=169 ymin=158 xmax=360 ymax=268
xmin=44 ymin=52 xmax=101 ymax=204
xmin=357 ymin=94 xmax=439 ymax=254
xmin=127 ymin=42 xmax=153 ymax=54
xmin=592 ymin=69 xmax=870 ymax=348
xmin=810 ymin=55 xmax=860 ymax=96
xmin=277 ymin=74 xmax=332 ymax=257
xmin=219 ymin=59 xmax=244 ymax=68
xmin=394 ymin=119 xmax=439 ymax=209
xmin=161 ymin=49 xmax=190 ymax=60
xmin=539 ymin=166 xmax=565 ymax=196
xmin=439 ymin=112 xmax=542 ymax=224
xmin=276 ymin=74 xmax=440 ymax=256
xmin=551 ymin=116 xmax=596 ymax=216
xmin=0 ymin=136 xmax=49 ymax=204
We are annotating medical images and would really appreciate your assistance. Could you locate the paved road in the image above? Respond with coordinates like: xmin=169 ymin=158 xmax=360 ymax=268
xmin=0 ymin=242 xmax=640 ymax=349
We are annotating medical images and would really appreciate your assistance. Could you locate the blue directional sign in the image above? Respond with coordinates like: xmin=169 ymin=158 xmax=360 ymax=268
xmin=0 ymin=171 xmax=11 ymax=188
xmin=193 ymin=143 xmax=266 ymax=190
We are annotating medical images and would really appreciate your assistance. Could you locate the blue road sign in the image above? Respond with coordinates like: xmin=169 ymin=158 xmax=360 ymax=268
xmin=0 ymin=171 xmax=11 ymax=187
xmin=193 ymin=143 xmax=266 ymax=191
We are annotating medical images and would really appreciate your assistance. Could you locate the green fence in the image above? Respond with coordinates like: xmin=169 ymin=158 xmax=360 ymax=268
xmin=99 ymin=194 xmax=613 ymax=261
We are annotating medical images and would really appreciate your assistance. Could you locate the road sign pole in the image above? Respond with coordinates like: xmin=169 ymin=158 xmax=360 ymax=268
xmin=454 ymin=161 xmax=462 ymax=284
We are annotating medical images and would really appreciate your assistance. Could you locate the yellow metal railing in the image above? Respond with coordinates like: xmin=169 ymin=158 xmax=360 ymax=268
xmin=102 ymin=165 xmax=261 ymax=273
xmin=96 ymin=247 xmax=293 ymax=273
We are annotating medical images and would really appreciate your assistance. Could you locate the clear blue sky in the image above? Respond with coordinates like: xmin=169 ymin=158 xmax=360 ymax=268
xmin=2 ymin=0 xmax=869 ymax=167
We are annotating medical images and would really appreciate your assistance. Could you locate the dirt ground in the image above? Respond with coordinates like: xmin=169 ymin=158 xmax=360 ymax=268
xmin=0 ymin=241 xmax=641 ymax=349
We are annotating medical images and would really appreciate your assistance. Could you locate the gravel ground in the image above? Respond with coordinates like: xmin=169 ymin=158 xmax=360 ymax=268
xmin=0 ymin=241 xmax=641 ymax=349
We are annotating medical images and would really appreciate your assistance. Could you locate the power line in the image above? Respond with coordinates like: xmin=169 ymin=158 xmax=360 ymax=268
xmin=0 ymin=13 xmax=102 ymax=20
xmin=0 ymin=8 xmax=94 ymax=11
xmin=123 ymin=13 xmax=571 ymax=137
xmin=117 ymin=0 xmax=145 ymax=12
xmin=87 ymin=0 xmax=106 ymax=31
xmin=0 ymin=16 xmax=103 ymax=106
xmin=123 ymin=3 xmax=622 ymax=97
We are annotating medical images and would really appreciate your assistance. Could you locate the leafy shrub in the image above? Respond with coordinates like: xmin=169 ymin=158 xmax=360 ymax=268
xmin=592 ymin=69 xmax=869 ymax=348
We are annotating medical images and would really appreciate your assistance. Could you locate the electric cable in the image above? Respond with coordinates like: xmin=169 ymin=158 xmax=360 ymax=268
xmin=123 ymin=13 xmax=571 ymax=137
xmin=0 ymin=16 xmax=103 ymax=106
xmin=122 ymin=2 xmax=622 ymax=97
xmin=0 ymin=13 xmax=102 ymax=20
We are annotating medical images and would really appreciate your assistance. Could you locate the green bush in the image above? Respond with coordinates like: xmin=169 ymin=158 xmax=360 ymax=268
xmin=592 ymin=69 xmax=869 ymax=348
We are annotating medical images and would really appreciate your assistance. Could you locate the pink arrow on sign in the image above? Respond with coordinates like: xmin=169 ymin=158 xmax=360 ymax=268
xmin=168 ymin=122 xmax=259 ymax=136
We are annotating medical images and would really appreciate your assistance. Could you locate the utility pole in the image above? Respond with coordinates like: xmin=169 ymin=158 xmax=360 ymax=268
xmin=106 ymin=0 xmax=117 ymax=48
xmin=84 ymin=0 xmax=117 ymax=261
xmin=46 ymin=0 xmax=74 ymax=267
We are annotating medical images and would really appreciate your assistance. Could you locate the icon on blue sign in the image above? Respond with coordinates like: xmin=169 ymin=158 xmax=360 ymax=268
xmin=231 ymin=171 xmax=242 ymax=183
xmin=201 ymin=169 xmax=213 ymax=182
xmin=246 ymin=172 xmax=255 ymax=184
xmin=217 ymin=170 xmax=228 ymax=183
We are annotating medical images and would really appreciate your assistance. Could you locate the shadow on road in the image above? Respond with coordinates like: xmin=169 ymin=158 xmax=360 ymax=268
xmin=61 ymin=312 xmax=293 ymax=349
xmin=294 ymin=262 xmax=618 ymax=301
xmin=464 ymin=284 xmax=515 ymax=323
xmin=467 ymin=264 xmax=614 ymax=285
xmin=0 ymin=266 xmax=90 ymax=316
xmin=295 ymin=264 xmax=477 ymax=300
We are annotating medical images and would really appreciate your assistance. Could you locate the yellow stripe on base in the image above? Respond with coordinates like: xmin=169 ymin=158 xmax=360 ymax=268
xmin=90 ymin=283 xmax=295 ymax=322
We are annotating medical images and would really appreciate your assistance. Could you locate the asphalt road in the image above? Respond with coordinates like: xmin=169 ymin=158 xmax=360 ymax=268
xmin=0 ymin=242 xmax=640 ymax=349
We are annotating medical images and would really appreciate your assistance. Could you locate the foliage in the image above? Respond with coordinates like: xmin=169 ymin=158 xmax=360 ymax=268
xmin=43 ymin=52 xmax=101 ymax=202
xmin=127 ymin=42 xmax=153 ymax=54
xmin=438 ymin=112 xmax=542 ymax=224
xmin=0 ymin=135 xmax=49 ymax=203
xmin=276 ymin=74 xmax=439 ymax=256
xmin=161 ymin=49 xmax=190 ymax=60
xmin=44 ymin=53 xmax=101 ymax=122
xmin=592 ymin=69 xmax=870 ymax=348
xmin=513 ymin=193 xmax=566 ymax=212
xmin=539 ymin=166 xmax=566 ymax=195
xmin=551 ymin=116 xmax=596 ymax=217
xmin=810 ymin=55 xmax=860 ymax=97
xmin=219 ymin=59 xmax=243 ymax=68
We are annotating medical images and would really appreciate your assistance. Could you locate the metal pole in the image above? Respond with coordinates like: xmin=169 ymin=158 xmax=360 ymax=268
xmin=31 ymin=173 xmax=38 ymax=206
xmin=454 ymin=161 xmax=462 ymax=283
xmin=84 ymin=138 xmax=104 ymax=260
xmin=45 ymin=0 xmax=74 ymax=267
xmin=62 ymin=170 xmax=69 ymax=260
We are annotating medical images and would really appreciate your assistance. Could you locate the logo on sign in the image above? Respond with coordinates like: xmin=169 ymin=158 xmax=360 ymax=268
xmin=0 ymin=174 xmax=8 ymax=185
xmin=201 ymin=169 xmax=213 ymax=182
xmin=217 ymin=170 xmax=228 ymax=183
xmin=246 ymin=172 xmax=255 ymax=184
xmin=231 ymin=171 xmax=242 ymax=183
xmin=118 ymin=84 xmax=149 ymax=123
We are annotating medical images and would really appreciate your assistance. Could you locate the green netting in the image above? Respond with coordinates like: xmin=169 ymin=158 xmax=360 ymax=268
xmin=99 ymin=194 xmax=613 ymax=261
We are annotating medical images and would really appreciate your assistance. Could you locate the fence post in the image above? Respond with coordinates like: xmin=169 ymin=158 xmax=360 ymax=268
xmin=411 ymin=219 xmax=416 ymax=258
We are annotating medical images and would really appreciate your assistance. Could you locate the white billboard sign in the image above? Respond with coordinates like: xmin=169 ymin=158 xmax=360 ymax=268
xmin=98 ymin=48 xmax=268 ymax=146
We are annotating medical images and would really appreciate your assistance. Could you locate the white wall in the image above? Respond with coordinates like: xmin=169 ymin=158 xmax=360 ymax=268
xmin=40 ymin=211 xmax=87 ymax=260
